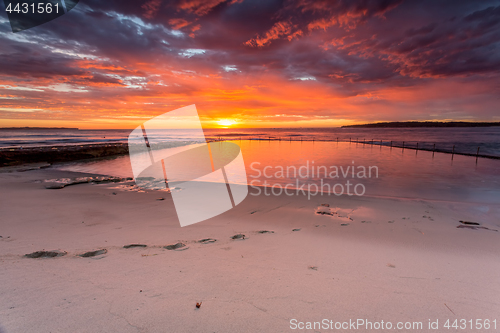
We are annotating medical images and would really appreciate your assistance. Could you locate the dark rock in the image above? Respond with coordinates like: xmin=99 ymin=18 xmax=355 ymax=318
xmin=0 ymin=143 xmax=129 ymax=167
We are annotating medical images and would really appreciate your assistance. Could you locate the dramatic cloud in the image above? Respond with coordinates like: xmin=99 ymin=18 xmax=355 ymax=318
xmin=0 ymin=0 xmax=499 ymax=128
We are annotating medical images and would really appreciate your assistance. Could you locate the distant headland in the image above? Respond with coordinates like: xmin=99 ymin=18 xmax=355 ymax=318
xmin=342 ymin=121 xmax=500 ymax=128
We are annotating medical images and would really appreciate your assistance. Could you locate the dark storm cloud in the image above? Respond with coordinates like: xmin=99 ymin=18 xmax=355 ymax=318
xmin=0 ymin=43 xmax=85 ymax=78
xmin=0 ymin=0 xmax=499 ymax=103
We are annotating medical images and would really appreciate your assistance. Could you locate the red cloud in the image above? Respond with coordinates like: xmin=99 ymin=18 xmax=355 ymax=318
xmin=177 ymin=0 xmax=227 ymax=16
xmin=245 ymin=21 xmax=295 ymax=47
xmin=142 ymin=0 xmax=162 ymax=19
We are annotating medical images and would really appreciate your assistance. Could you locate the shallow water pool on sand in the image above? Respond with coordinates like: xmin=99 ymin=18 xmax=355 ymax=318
xmin=54 ymin=141 xmax=500 ymax=204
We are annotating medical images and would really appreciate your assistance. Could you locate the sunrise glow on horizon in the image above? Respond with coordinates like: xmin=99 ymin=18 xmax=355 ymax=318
xmin=1 ymin=1 xmax=499 ymax=129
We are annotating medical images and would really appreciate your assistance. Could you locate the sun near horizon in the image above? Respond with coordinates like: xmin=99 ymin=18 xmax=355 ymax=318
xmin=216 ymin=119 xmax=237 ymax=128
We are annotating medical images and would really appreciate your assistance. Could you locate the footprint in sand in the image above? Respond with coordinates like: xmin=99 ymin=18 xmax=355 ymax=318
xmin=292 ymin=228 xmax=301 ymax=232
xmin=231 ymin=234 xmax=245 ymax=240
xmin=79 ymin=249 xmax=107 ymax=257
xmin=123 ymin=244 xmax=147 ymax=249
xmin=315 ymin=208 xmax=335 ymax=216
xmin=164 ymin=242 xmax=188 ymax=250
xmin=198 ymin=238 xmax=217 ymax=244
xmin=457 ymin=225 xmax=498 ymax=232
xmin=316 ymin=205 xmax=354 ymax=222
xmin=25 ymin=250 xmax=67 ymax=258
xmin=257 ymin=230 xmax=274 ymax=234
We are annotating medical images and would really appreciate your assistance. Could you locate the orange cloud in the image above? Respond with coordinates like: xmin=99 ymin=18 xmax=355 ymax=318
xmin=245 ymin=21 xmax=295 ymax=47
xmin=169 ymin=18 xmax=191 ymax=30
xmin=177 ymin=0 xmax=227 ymax=16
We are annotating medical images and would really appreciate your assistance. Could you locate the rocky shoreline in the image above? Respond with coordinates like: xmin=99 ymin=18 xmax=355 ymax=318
xmin=0 ymin=143 xmax=129 ymax=167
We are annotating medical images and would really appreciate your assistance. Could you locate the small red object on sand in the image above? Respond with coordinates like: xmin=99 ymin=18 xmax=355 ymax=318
xmin=196 ymin=302 xmax=202 ymax=308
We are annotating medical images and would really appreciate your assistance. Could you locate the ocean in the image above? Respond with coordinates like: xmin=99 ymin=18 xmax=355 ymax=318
xmin=2 ymin=127 xmax=499 ymax=204
xmin=1 ymin=127 xmax=500 ymax=157
xmin=4 ymin=127 xmax=490 ymax=205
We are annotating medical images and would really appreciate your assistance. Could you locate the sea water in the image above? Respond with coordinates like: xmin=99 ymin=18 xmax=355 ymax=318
xmin=53 ymin=140 xmax=500 ymax=204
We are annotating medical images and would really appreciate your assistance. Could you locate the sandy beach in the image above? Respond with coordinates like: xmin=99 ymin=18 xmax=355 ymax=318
xmin=1 ymin=166 xmax=499 ymax=333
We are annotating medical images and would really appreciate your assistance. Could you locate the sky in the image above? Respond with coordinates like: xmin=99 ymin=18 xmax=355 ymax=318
xmin=0 ymin=0 xmax=499 ymax=129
